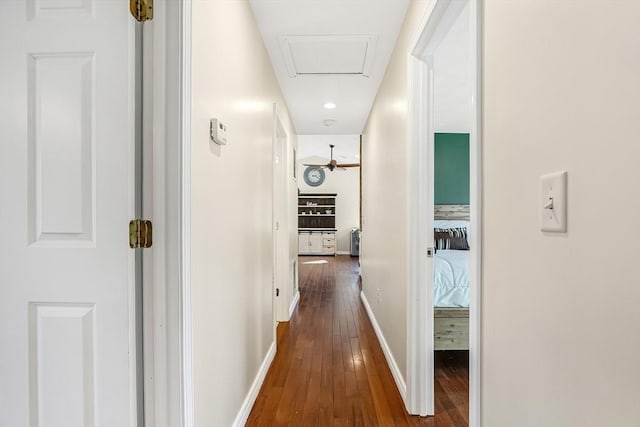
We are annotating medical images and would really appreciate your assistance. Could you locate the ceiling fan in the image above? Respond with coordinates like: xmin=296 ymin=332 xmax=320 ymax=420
xmin=303 ymin=144 xmax=360 ymax=171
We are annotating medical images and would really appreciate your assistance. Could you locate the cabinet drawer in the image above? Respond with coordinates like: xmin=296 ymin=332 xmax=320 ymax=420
xmin=323 ymin=237 xmax=335 ymax=246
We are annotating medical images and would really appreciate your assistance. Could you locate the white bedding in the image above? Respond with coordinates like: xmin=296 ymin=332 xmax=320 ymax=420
xmin=433 ymin=249 xmax=469 ymax=307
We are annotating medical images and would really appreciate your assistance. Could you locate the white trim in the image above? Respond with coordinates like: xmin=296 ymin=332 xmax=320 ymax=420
xmin=406 ymin=52 xmax=434 ymax=416
xmin=336 ymin=250 xmax=351 ymax=256
xmin=288 ymin=290 xmax=300 ymax=319
xmin=144 ymin=3 xmax=193 ymax=426
xmin=231 ymin=342 xmax=276 ymax=427
xmin=278 ymin=35 xmax=377 ymax=78
xmin=179 ymin=0 xmax=195 ymax=426
xmin=406 ymin=0 xmax=482 ymax=424
xmin=129 ymin=19 xmax=140 ymax=426
xmin=142 ymin=13 xmax=158 ymax=427
xmin=360 ymin=291 xmax=407 ymax=402
xmin=409 ymin=0 xmax=467 ymax=61
xmin=468 ymin=1 xmax=483 ymax=425
xmin=272 ymin=103 xmax=279 ymax=326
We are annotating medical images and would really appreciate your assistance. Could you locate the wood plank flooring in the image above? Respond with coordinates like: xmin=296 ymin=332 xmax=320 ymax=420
xmin=246 ymin=256 xmax=468 ymax=426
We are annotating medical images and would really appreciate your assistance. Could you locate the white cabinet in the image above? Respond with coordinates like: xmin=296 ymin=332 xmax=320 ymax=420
xmin=298 ymin=231 xmax=336 ymax=255
xmin=309 ymin=232 xmax=323 ymax=253
xmin=298 ymin=232 xmax=309 ymax=253
xmin=322 ymin=232 xmax=336 ymax=255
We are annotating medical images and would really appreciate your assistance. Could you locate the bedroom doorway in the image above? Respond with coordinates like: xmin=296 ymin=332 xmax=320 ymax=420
xmin=407 ymin=0 xmax=482 ymax=424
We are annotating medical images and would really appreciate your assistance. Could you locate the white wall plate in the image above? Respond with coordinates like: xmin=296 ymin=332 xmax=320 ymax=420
xmin=540 ymin=171 xmax=568 ymax=233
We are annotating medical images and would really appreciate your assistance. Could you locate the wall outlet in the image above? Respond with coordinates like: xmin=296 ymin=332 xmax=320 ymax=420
xmin=376 ymin=288 xmax=381 ymax=304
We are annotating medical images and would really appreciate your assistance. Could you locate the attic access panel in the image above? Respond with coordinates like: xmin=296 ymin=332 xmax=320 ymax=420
xmin=280 ymin=35 xmax=377 ymax=77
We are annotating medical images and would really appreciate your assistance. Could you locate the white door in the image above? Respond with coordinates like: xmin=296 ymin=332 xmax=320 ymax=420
xmin=0 ymin=1 xmax=140 ymax=426
xmin=273 ymin=107 xmax=289 ymax=322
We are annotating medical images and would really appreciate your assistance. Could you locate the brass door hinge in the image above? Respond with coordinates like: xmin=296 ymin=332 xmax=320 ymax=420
xmin=129 ymin=219 xmax=153 ymax=249
xmin=130 ymin=0 xmax=153 ymax=22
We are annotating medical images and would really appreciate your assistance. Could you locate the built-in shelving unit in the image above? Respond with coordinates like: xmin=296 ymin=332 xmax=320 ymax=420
xmin=298 ymin=193 xmax=336 ymax=255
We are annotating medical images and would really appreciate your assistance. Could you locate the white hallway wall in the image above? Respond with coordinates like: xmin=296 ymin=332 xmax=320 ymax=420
xmin=360 ymin=0 xmax=429 ymax=381
xmin=191 ymin=1 xmax=297 ymax=425
xmin=482 ymin=1 xmax=640 ymax=425
xmin=297 ymin=134 xmax=360 ymax=254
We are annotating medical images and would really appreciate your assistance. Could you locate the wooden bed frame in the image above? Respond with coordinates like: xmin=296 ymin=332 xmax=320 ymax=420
xmin=434 ymin=204 xmax=470 ymax=351
xmin=434 ymin=308 xmax=469 ymax=350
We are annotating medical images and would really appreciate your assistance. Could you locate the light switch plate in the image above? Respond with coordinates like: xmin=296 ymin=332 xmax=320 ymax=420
xmin=540 ymin=171 xmax=567 ymax=232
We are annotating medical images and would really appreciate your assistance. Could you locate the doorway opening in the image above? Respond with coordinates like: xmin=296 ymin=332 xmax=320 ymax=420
xmin=407 ymin=0 xmax=482 ymax=424
xmin=295 ymin=135 xmax=361 ymax=261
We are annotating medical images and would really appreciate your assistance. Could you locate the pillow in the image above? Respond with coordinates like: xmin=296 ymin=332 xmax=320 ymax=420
xmin=434 ymin=227 xmax=469 ymax=250
xmin=433 ymin=220 xmax=471 ymax=246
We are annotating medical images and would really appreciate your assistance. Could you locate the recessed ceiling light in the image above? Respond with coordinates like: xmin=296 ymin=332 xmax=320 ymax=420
xmin=323 ymin=102 xmax=336 ymax=109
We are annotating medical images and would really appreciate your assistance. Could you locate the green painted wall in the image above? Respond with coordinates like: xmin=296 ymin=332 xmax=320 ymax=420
xmin=434 ymin=133 xmax=469 ymax=204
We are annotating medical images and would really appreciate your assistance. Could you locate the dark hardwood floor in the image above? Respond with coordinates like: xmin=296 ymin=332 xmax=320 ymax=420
xmin=246 ymin=256 xmax=469 ymax=426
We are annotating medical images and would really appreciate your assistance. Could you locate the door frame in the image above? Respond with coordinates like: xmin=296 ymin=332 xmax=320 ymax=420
xmin=142 ymin=0 xmax=194 ymax=426
xmin=406 ymin=0 xmax=482 ymax=423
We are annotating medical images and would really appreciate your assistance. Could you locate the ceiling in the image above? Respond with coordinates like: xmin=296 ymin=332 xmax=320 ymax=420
xmin=250 ymin=0 xmax=470 ymax=136
xmin=249 ymin=0 xmax=410 ymax=135
xmin=297 ymin=135 xmax=360 ymax=164
xmin=433 ymin=2 xmax=471 ymax=133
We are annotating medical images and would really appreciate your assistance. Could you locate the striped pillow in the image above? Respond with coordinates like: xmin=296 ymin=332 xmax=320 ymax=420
xmin=434 ymin=227 xmax=469 ymax=250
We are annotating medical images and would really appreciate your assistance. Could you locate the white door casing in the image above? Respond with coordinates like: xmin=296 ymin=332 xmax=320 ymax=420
xmin=407 ymin=53 xmax=436 ymax=416
xmin=273 ymin=105 xmax=289 ymax=323
xmin=0 ymin=1 xmax=139 ymax=426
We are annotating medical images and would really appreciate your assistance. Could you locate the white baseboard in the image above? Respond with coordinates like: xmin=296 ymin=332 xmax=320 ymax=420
xmin=360 ymin=291 xmax=407 ymax=403
xmin=336 ymin=250 xmax=351 ymax=255
xmin=288 ymin=290 xmax=300 ymax=319
xmin=232 ymin=341 xmax=276 ymax=427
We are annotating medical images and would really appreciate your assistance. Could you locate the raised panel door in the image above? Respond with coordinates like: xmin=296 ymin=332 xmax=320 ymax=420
xmin=0 ymin=1 xmax=139 ymax=425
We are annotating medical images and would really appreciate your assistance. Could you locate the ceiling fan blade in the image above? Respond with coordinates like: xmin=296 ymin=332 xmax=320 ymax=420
xmin=335 ymin=163 xmax=360 ymax=168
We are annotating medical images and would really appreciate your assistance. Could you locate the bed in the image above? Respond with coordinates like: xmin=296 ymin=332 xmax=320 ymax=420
xmin=434 ymin=249 xmax=469 ymax=350
xmin=433 ymin=205 xmax=470 ymax=351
